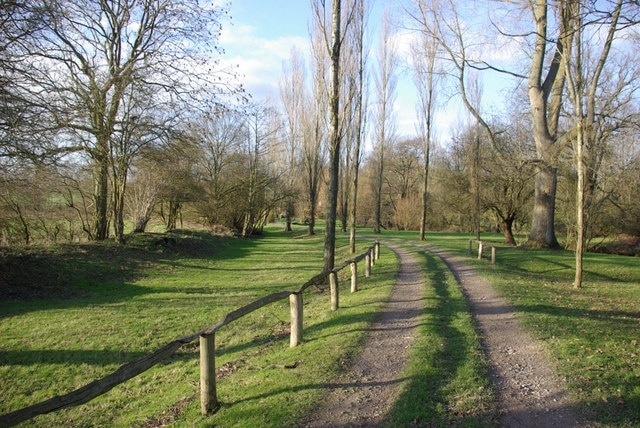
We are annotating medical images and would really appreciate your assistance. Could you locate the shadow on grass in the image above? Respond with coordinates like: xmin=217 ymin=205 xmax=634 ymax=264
xmin=0 ymin=230 xmax=257 ymax=316
xmin=0 ymin=349 xmax=149 ymax=367
xmin=492 ymin=248 xmax=632 ymax=284
xmin=384 ymin=249 xmax=498 ymax=427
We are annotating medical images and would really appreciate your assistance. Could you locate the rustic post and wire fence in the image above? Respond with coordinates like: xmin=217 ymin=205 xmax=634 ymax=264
xmin=0 ymin=241 xmax=381 ymax=426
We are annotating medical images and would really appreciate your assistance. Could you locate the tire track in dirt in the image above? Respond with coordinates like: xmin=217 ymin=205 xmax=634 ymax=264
xmin=419 ymin=244 xmax=587 ymax=427
xmin=303 ymin=241 xmax=587 ymax=427
xmin=302 ymin=243 xmax=424 ymax=427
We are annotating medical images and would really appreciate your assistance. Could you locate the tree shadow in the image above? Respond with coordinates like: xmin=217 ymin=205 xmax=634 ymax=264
xmin=0 ymin=230 xmax=257 ymax=316
xmin=384 ymin=248 xmax=498 ymax=426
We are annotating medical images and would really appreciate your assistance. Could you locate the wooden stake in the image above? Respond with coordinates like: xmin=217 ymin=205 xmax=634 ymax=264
xmin=289 ymin=293 xmax=303 ymax=347
xmin=330 ymin=271 xmax=339 ymax=311
xmin=365 ymin=251 xmax=371 ymax=277
xmin=200 ymin=334 xmax=218 ymax=415
xmin=350 ymin=261 xmax=358 ymax=293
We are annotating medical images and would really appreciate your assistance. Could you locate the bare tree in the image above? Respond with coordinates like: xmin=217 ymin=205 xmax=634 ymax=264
xmin=407 ymin=0 xmax=511 ymax=240
xmin=324 ymin=0 xmax=342 ymax=272
xmin=241 ymin=103 xmax=280 ymax=238
xmin=347 ymin=0 xmax=369 ymax=253
xmin=302 ymin=25 xmax=329 ymax=236
xmin=313 ymin=0 xmax=350 ymax=272
xmin=386 ymin=137 xmax=423 ymax=230
xmin=372 ymin=10 xmax=399 ymax=234
xmin=562 ymin=0 xmax=637 ymax=287
xmin=406 ymin=0 xmax=572 ymax=248
xmin=127 ymin=154 xmax=161 ymax=234
xmin=525 ymin=0 xmax=576 ymax=248
xmin=9 ymin=0 xmax=237 ymax=241
xmin=109 ymin=84 xmax=164 ymax=243
xmin=411 ymin=18 xmax=440 ymax=241
xmin=188 ymin=108 xmax=245 ymax=231
xmin=279 ymin=47 xmax=306 ymax=232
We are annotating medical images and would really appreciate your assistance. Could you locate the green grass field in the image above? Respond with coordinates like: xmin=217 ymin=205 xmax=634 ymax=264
xmin=1 ymin=227 xmax=639 ymax=426
xmin=1 ymin=226 xmax=399 ymax=426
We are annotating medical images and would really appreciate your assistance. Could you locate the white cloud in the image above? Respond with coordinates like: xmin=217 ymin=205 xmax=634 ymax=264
xmin=219 ymin=24 xmax=310 ymax=102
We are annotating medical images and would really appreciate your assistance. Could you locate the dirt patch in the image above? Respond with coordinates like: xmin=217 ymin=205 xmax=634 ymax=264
xmin=302 ymin=243 xmax=424 ymax=427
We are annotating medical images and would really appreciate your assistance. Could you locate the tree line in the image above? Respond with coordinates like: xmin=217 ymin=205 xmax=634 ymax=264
xmin=2 ymin=1 xmax=639 ymax=285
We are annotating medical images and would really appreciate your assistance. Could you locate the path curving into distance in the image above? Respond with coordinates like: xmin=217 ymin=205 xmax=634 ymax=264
xmin=417 ymin=243 xmax=585 ymax=427
xmin=303 ymin=241 xmax=586 ymax=427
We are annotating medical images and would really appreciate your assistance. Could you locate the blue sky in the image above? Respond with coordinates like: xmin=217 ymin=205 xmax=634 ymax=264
xmin=217 ymin=1 xmax=480 ymax=140
xmin=220 ymin=1 xmax=313 ymax=104
xmin=227 ymin=1 xmax=311 ymax=39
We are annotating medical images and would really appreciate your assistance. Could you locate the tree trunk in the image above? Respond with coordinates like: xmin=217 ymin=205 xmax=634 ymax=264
xmin=574 ymin=130 xmax=585 ymax=288
xmin=132 ymin=194 xmax=155 ymax=233
xmin=93 ymin=158 xmax=110 ymax=241
xmin=374 ymin=156 xmax=383 ymax=234
xmin=528 ymin=164 xmax=560 ymax=248
xmin=419 ymin=149 xmax=429 ymax=241
xmin=12 ymin=202 xmax=30 ymax=245
xmin=166 ymin=201 xmax=180 ymax=231
xmin=113 ymin=180 xmax=126 ymax=244
xmin=322 ymin=0 xmax=341 ymax=274
xmin=340 ymin=191 xmax=348 ymax=233
xmin=308 ymin=187 xmax=317 ymax=236
xmin=285 ymin=203 xmax=293 ymax=232
xmin=502 ymin=216 xmax=516 ymax=246
xmin=349 ymin=156 xmax=361 ymax=253
xmin=526 ymin=0 xmax=573 ymax=249
xmin=348 ymin=0 xmax=365 ymax=254
xmin=472 ymin=132 xmax=481 ymax=241
xmin=133 ymin=214 xmax=152 ymax=233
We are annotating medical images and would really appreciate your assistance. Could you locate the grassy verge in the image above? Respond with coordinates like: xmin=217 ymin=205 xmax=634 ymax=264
xmin=399 ymin=230 xmax=640 ymax=427
xmin=384 ymin=243 xmax=497 ymax=426
xmin=0 ymin=225 xmax=397 ymax=427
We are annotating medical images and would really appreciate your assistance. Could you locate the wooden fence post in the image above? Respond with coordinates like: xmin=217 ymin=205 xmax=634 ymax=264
xmin=330 ymin=271 xmax=339 ymax=311
xmin=491 ymin=246 xmax=497 ymax=265
xmin=477 ymin=241 xmax=483 ymax=260
xmin=376 ymin=242 xmax=380 ymax=260
xmin=468 ymin=239 xmax=473 ymax=255
xmin=365 ymin=251 xmax=371 ymax=277
xmin=200 ymin=333 xmax=218 ymax=415
xmin=350 ymin=261 xmax=358 ymax=293
xmin=289 ymin=293 xmax=303 ymax=347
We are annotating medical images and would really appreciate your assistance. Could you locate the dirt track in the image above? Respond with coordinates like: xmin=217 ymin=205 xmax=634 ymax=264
xmin=303 ymin=241 xmax=586 ymax=427
xmin=423 ymin=244 xmax=584 ymax=427
xmin=302 ymin=243 xmax=423 ymax=427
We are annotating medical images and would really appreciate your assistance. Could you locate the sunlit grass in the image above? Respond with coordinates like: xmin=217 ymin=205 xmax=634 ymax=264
xmin=3 ymin=227 xmax=639 ymax=426
xmin=0 ymin=225 xmax=397 ymax=426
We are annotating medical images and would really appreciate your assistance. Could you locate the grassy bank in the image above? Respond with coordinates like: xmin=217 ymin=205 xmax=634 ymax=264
xmin=3 ymin=227 xmax=638 ymax=426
